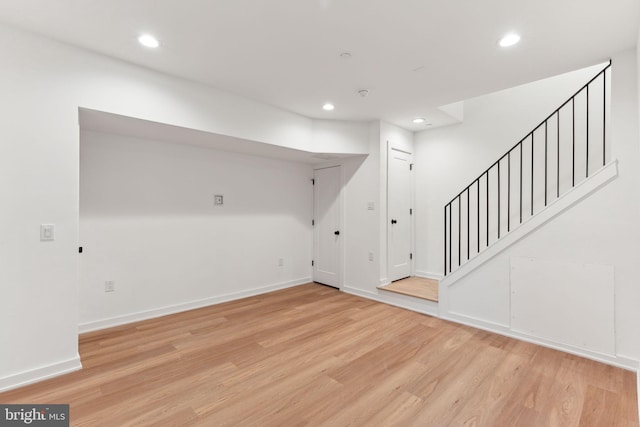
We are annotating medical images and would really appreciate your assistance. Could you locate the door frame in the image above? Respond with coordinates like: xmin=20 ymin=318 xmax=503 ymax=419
xmin=312 ymin=164 xmax=344 ymax=289
xmin=386 ymin=143 xmax=415 ymax=282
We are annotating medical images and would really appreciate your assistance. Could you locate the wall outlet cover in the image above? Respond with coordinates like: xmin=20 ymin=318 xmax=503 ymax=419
xmin=40 ymin=224 xmax=55 ymax=241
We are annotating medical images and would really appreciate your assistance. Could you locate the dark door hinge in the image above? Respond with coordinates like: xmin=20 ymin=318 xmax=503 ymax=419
xmin=312 ymin=260 xmax=314 ymax=266
xmin=78 ymin=246 xmax=83 ymax=254
xmin=410 ymin=253 xmax=413 ymax=260
xmin=311 ymin=179 xmax=315 ymax=185
xmin=410 ymin=163 xmax=414 ymax=171
xmin=410 ymin=208 xmax=413 ymax=215
xmin=312 ymin=219 xmax=315 ymax=226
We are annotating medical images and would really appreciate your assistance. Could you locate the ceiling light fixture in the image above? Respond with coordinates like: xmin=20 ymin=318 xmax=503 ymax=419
xmin=499 ymin=33 xmax=521 ymax=48
xmin=413 ymin=118 xmax=426 ymax=124
xmin=322 ymin=103 xmax=335 ymax=111
xmin=138 ymin=34 xmax=160 ymax=48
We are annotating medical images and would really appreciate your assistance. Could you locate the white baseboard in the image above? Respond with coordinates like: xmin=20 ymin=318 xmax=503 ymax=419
xmin=415 ymin=271 xmax=444 ymax=281
xmin=342 ymin=286 xmax=438 ymax=317
xmin=0 ymin=356 xmax=82 ymax=393
xmin=441 ymin=311 xmax=638 ymax=371
xmin=79 ymin=277 xmax=311 ymax=333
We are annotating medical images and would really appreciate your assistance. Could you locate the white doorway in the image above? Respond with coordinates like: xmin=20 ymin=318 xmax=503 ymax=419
xmin=313 ymin=166 xmax=342 ymax=288
xmin=388 ymin=146 xmax=413 ymax=282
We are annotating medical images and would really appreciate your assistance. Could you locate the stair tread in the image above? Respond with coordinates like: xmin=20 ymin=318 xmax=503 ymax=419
xmin=378 ymin=276 xmax=439 ymax=302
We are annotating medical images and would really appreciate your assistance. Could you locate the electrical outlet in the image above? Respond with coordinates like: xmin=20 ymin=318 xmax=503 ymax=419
xmin=105 ymin=281 xmax=115 ymax=293
xmin=278 ymin=258 xmax=284 ymax=267
xmin=368 ymin=252 xmax=374 ymax=261
xmin=214 ymin=194 xmax=224 ymax=206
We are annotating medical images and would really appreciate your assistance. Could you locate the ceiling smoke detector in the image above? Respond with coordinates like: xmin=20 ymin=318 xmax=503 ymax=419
xmin=357 ymin=89 xmax=370 ymax=98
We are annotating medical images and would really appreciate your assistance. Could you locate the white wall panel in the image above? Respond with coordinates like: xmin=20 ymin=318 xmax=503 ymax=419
xmin=510 ymin=256 xmax=615 ymax=355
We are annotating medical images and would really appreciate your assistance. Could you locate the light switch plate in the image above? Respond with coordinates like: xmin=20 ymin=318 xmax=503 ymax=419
xmin=214 ymin=195 xmax=224 ymax=206
xmin=40 ymin=224 xmax=55 ymax=241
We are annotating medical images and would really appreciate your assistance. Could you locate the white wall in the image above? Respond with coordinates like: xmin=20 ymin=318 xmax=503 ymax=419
xmin=312 ymin=120 xmax=370 ymax=154
xmin=0 ymin=22 xmax=328 ymax=391
xmin=340 ymin=122 xmax=439 ymax=316
xmin=79 ymin=130 xmax=312 ymax=330
xmin=415 ymin=62 xmax=607 ymax=276
xmin=315 ymin=120 xmax=415 ymax=296
xmin=417 ymin=49 xmax=640 ymax=364
xmin=341 ymin=122 xmax=382 ymax=292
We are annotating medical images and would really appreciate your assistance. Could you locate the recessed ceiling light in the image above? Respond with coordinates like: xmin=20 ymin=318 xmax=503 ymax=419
xmin=138 ymin=34 xmax=160 ymax=48
xmin=413 ymin=118 xmax=426 ymax=124
xmin=499 ymin=33 xmax=521 ymax=47
xmin=322 ymin=103 xmax=335 ymax=111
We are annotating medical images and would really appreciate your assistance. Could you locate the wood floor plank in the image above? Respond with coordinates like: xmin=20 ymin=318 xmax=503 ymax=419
xmin=378 ymin=276 xmax=439 ymax=301
xmin=0 ymin=283 xmax=636 ymax=426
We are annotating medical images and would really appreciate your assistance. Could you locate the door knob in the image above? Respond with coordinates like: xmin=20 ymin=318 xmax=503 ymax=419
xmin=334 ymin=230 xmax=340 ymax=235
xmin=391 ymin=219 xmax=397 ymax=224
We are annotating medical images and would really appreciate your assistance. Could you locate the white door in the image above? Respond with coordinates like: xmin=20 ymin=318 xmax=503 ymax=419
xmin=388 ymin=147 xmax=413 ymax=281
xmin=313 ymin=166 xmax=341 ymax=288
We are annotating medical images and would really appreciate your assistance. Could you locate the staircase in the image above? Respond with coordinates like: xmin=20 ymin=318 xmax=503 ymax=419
xmin=443 ymin=62 xmax=612 ymax=277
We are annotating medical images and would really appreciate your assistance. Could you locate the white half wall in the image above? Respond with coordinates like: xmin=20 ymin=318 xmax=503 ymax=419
xmin=79 ymin=130 xmax=313 ymax=330
xmin=415 ymin=61 xmax=607 ymax=277
xmin=427 ymin=49 xmax=640 ymax=364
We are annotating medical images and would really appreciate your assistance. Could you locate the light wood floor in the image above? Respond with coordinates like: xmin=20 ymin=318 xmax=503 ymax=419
xmin=378 ymin=276 xmax=439 ymax=301
xmin=0 ymin=283 xmax=637 ymax=426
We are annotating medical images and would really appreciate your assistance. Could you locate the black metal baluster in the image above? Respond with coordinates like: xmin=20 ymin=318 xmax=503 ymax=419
xmin=497 ymin=161 xmax=501 ymax=239
xmin=448 ymin=204 xmax=452 ymax=273
xmin=467 ymin=189 xmax=470 ymax=261
xmin=520 ymin=142 xmax=523 ymax=224
xmin=544 ymin=121 xmax=548 ymax=206
xmin=508 ymin=152 xmax=511 ymax=232
xmin=572 ymin=98 xmax=575 ymax=187
xmin=531 ymin=133 xmax=534 ymax=216
xmin=444 ymin=204 xmax=447 ymax=276
xmin=603 ymin=70 xmax=606 ymax=166
xmin=586 ymin=85 xmax=590 ymax=178
xmin=477 ymin=179 xmax=480 ymax=254
xmin=486 ymin=171 xmax=489 ymax=247
xmin=458 ymin=196 xmax=461 ymax=267
xmin=557 ymin=111 xmax=560 ymax=198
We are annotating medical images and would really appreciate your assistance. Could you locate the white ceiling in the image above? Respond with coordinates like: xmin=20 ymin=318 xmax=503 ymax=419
xmin=0 ymin=0 xmax=637 ymax=131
